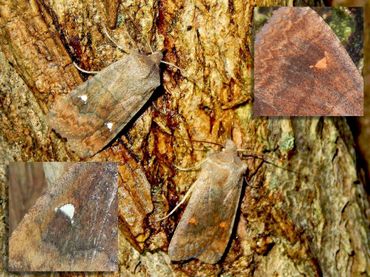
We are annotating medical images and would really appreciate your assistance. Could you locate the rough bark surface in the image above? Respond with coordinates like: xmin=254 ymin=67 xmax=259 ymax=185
xmin=0 ymin=0 xmax=369 ymax=276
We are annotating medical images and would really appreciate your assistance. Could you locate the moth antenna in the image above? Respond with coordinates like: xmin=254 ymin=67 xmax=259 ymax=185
xmin=102 ymin=26 xmax=129 ymax=53
xmin=161 ymin=60 xmax=203 ymax=88
xmin=146 ymin=39 xmax=154 ymax=53
xmin=238 ymin=149 xmax=297 ymax=174
xmin=157 ymin=182 xmax=196 ymax=221
xmin=73 ymin=62 xmax=99 ymax=74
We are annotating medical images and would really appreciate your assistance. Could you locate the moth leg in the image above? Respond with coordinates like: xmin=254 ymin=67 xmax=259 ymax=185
xmin=143 ymin=37 xmax=154 ymax=53
xmin=156 ymin=161 xmax=205 ymax=221
xmin=72 ymin=62 xmax=99 ymax=74
xmin=157 ymin=182 xmax=196 ymax=221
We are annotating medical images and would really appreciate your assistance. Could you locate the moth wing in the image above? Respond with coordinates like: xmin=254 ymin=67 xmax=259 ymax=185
xmin=9 ymin=162 xmax=118 ymax=271
xmin=168 ymin=159 xmax=246 ymax=264
xmin=254 ymin=7 xmax=363 ymax=116
xmin=48 ymin=54 xmax=161 ymax=157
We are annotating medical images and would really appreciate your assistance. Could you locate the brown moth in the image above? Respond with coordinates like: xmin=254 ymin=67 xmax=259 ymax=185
xmin=168 ymin=140 xmax=247 ymax=264
xmin=253 ymin=7 xmax=363 ymax=116
xmin=47 ymin=51 xmax=162 ymax=158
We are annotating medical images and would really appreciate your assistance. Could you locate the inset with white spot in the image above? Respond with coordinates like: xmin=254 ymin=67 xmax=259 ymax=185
xmin=54 ymin=203 xmax=75 ymax=224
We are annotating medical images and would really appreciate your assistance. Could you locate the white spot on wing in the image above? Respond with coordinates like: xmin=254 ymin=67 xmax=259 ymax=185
xmin=55 ymin=203 xmax=75 ymax=224
xmin=105 ymin=122 xmax=113 ymax=131
xmin=78 ymin=94 xmax=88 ymax=103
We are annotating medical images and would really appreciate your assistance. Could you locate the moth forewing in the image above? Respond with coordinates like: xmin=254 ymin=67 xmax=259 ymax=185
xmin=168 ymin=140 xmax=247 ymax=264
xmin=9 ymin=162 xmax=118 ymax=271
xmin=253 ymin=7 xmax=363 ymax=116
xmin=47 ymin=52 xmax=162 ymax=158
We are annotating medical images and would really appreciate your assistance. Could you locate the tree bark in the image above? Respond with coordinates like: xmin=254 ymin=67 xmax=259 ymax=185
xmin=0 ymin=0 xmax=369 ymax=276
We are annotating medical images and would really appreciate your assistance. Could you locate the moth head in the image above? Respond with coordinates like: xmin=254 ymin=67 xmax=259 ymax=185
xmin=149 ymin=51 xmax=163 ymax=65
xmin=224 ymin=140 xmax=237 ymax=152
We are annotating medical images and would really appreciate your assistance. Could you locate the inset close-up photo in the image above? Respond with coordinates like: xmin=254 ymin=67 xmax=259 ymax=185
xmin=8 ymin=162 xmax=118 ymax=272
xmin=253 ymin=7 xmax=363 ymax=116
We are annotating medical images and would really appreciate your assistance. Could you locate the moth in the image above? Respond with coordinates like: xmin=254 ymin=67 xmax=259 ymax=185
xmin=168 ymin=140 xmax=248 ymax=264
xmin=47 ymin=51 xmax=163 ymax=158
xmin=253 ymin=7 xmax=363 ymax=116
